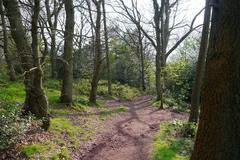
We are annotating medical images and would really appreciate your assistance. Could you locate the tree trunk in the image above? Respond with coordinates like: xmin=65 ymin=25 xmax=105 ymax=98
xmin=102 ymin=0 xmax=112 ymax=95
xmin=89 ymin=0 xmax=102 ymax=104
xmin=45 ymin=0 xmax=61 ymax=79
xmin=153 ymin=0 xmax=163 ymax=109
xmin=191 ymin=0 xmax=240 ymax=159
xmin=3 ymin=0 xmax=50 ymax=130
xmin=30 ymin=0 xmax=49 ymax=130
xmin=0 ymin=0 xmax=16 ymax=81
xmin=189 ymin=0 xmax=211 ymax=123
xmin=138 ymin=28 xmax=146 ymax=91
xmin=60 ymin=0 xmax=74 ymax=105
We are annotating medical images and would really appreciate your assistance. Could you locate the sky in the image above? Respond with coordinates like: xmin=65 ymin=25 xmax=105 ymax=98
xmin=110 ymin=0 xmax=205 ymax=61
xmin=124 ymin=0 xmax=205 ymax=24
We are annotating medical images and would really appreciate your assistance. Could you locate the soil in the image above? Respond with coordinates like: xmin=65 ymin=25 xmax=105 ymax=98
xmin=80 ymin=96 xmax=188 ymax=160
xmin=0 ymin=95 xmax=188 ymax=160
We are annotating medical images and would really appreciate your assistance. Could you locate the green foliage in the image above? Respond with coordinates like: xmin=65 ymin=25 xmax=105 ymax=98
xmin=152 ymin=122 xmax=195 ymax=160
xmin=0 ymin=103 xmax=32 ymax=150
xmin=0 ymin=80 xmax=25 ymax=103
xmin=111 ymin=83 xmax=141 ymax=100
xmin=171 ymin=120 xmax=197 ymax=138
xmin=163 ymin=60 xmax=195 ymax=110
xmin=20 ymin=140 xmax=71 ymax=160
xmin=74 ymin=79 xmax=141 ymax=100
xmin=20 ymin=143 xmax=47 ymax=157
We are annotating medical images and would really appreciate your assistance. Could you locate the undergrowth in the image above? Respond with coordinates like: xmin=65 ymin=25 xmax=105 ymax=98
xmin=0 ymin=77 xmax=132 ymax=159
xmin=152 ymin=121 xmax=196 ymax=160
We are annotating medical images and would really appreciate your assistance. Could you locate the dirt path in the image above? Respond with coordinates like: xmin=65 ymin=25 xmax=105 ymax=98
xmin=80 ymin=96 xmax=187 ymax=160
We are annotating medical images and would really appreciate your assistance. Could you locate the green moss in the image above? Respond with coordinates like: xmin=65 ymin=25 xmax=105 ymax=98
xmin=50 ymin=117 xmax=93 ymax=148
xmin=0 ymin=81 xmax=25 ymax=103
xmin=99 ymin=105 xmax=127 ymax=118
xmin=20 ymin=141 xmax=52 ymax=157
xmin=152 ymin=123 xmax=193 ymax=160
xmin=46 ymin=89 xmax=60 ymax=104
xmin=58 ymin=146 xmax=71 ymax=160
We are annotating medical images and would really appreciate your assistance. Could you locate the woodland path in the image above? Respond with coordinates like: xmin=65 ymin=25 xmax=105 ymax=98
xmin=80 ymin=96 xmax=188 ymax=160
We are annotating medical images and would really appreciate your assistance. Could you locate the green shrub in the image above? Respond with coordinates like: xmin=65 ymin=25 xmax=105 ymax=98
xmin=163 ymin=60 xmax=195 ymax=110
xmin=0 ymin=104 xmax=32 ymax=150
xmin=73 ymin=79 xmax=141 ymax=100
xmin=171 ymin=120 xmax=197 ymax=138
xmin=152 ymin=121 xmax=195 ymax=160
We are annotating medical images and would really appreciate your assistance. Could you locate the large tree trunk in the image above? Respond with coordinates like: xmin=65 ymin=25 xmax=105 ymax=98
xmin=30 ymin=0 xmax=49 ymax=130
xmin=3 ymin=0 xmax=49 ymax=130
xmin=60 ymin=0 xmax=74 ymax=105
xmin=0 ymin=0 xmax=16 ymax=81
xmin=102 ymin=0 xmax=112 ymax=95
xmin=191 ymin=0 xmax=240 ymax=159
xmin=89 ymin=0 xmax=102 ymax=104
xmin=189 ymin=0 xmax=211 ymax=123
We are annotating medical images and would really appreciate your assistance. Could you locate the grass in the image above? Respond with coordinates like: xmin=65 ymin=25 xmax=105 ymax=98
xmin=152 ymin=122 xmax=194 ymax=160
xmin=20 ymin=140 xmax=71 ymax=160
xmin=99 ymin=105 xmax=127 ymax=117
xmin=0 ymin=77 xmax=138 ymax=159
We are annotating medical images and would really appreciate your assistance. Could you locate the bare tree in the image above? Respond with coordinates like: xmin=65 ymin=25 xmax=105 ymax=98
xmin=60 ymin=0 xmax=75 ymax=105
xmin=0 ymin=0 xmax=16 ymax=81
xmin=117 ymin=0 xmax=203 ymax=108
xmin=189 ymin=0 xmax=211 ymax=123
xmin=102 ymin=0 xmax=112 ymax=95
xmin=3 ymin=0 xmax=50 ymax=130
xmin=89 ymin=0 xmax=103 ymax=104
xmin=45 ymin=0 xmax=63 ymax=78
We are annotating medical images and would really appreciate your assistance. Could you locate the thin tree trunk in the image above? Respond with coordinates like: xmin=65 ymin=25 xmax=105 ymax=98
xmin=153 ymin=0 xmax=163 ymax=108
xmin=45 ymin=0 xmax=61 ymax=79
xmin=191 ymin=0 xmax=240 ymax=159
xmin=0 ymin=0 xmax=16 ymax=81
xmin=102 ymin=0 xmax=112 ymax=95
xmin=189 ymin=0 xmax=211 ymax=123
xmin=138 ymin=28 xmax=146 ymax=91
xmin=60 ymin=0 xmax=74 ymax=105
xmin=89 ymin=0 xmax=103 ymax=104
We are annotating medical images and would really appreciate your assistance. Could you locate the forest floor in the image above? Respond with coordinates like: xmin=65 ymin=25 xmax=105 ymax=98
xmin=79 ymin=96 xmax=188 ymax=160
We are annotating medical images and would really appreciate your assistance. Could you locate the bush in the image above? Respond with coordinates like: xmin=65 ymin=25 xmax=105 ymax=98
xmin=171 ymin=120 xmax=197 ymax=138
xmin=152 ymin=122 xmax=194 ymax=160
xmin=73 ymin=79 xmax=141 ymax=100
xmin=0 ymin=104 xmax=32 ymax=150
xmin=163 ymin=60 xmax=195 ymax=110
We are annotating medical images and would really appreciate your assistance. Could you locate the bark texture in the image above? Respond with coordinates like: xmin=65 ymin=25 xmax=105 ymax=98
xmin=60 ymin=0 xmax=74 ymax=105
xmin=189 ymin=0 xmax=211 ymax=123
xmin=102 ymin=0 xmax=112 ymax=95
xmin=191 ymin=0 xmax=240 ymax=159
xmin=0 ymin=0 xmax=16 ymax=81
xmin=3 ymin=0 xmax=49 ymax=130
xmin=89 ymin=0 xmax=103 ymax=104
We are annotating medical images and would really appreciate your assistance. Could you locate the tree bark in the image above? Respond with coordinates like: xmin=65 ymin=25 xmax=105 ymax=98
xmin=31 ymin=0 xmax=49 ymax=130
xmin=137 ymin=28 xmax=146 ymax=91
xmin=89 ymin=0 xmax=103 ymax=104
xmin=45 ymin=0 xmax=62 ymax=79
xmin=3 ymin=0 xmax=50 ymax=130
xmin=102 ymin=0 xmax=112 ymax=95
xmin=153 ymin=0 xmax=163 ymax=108
xmin=191 ymin=0 xmax=240 ymax=159
xmin=0 ymin=0 xmax=16 ymax=81
xmin=189 ymin=0 xmax=211 ymax=123
xmin=60 ymin=0 xmax=74 ymax=105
